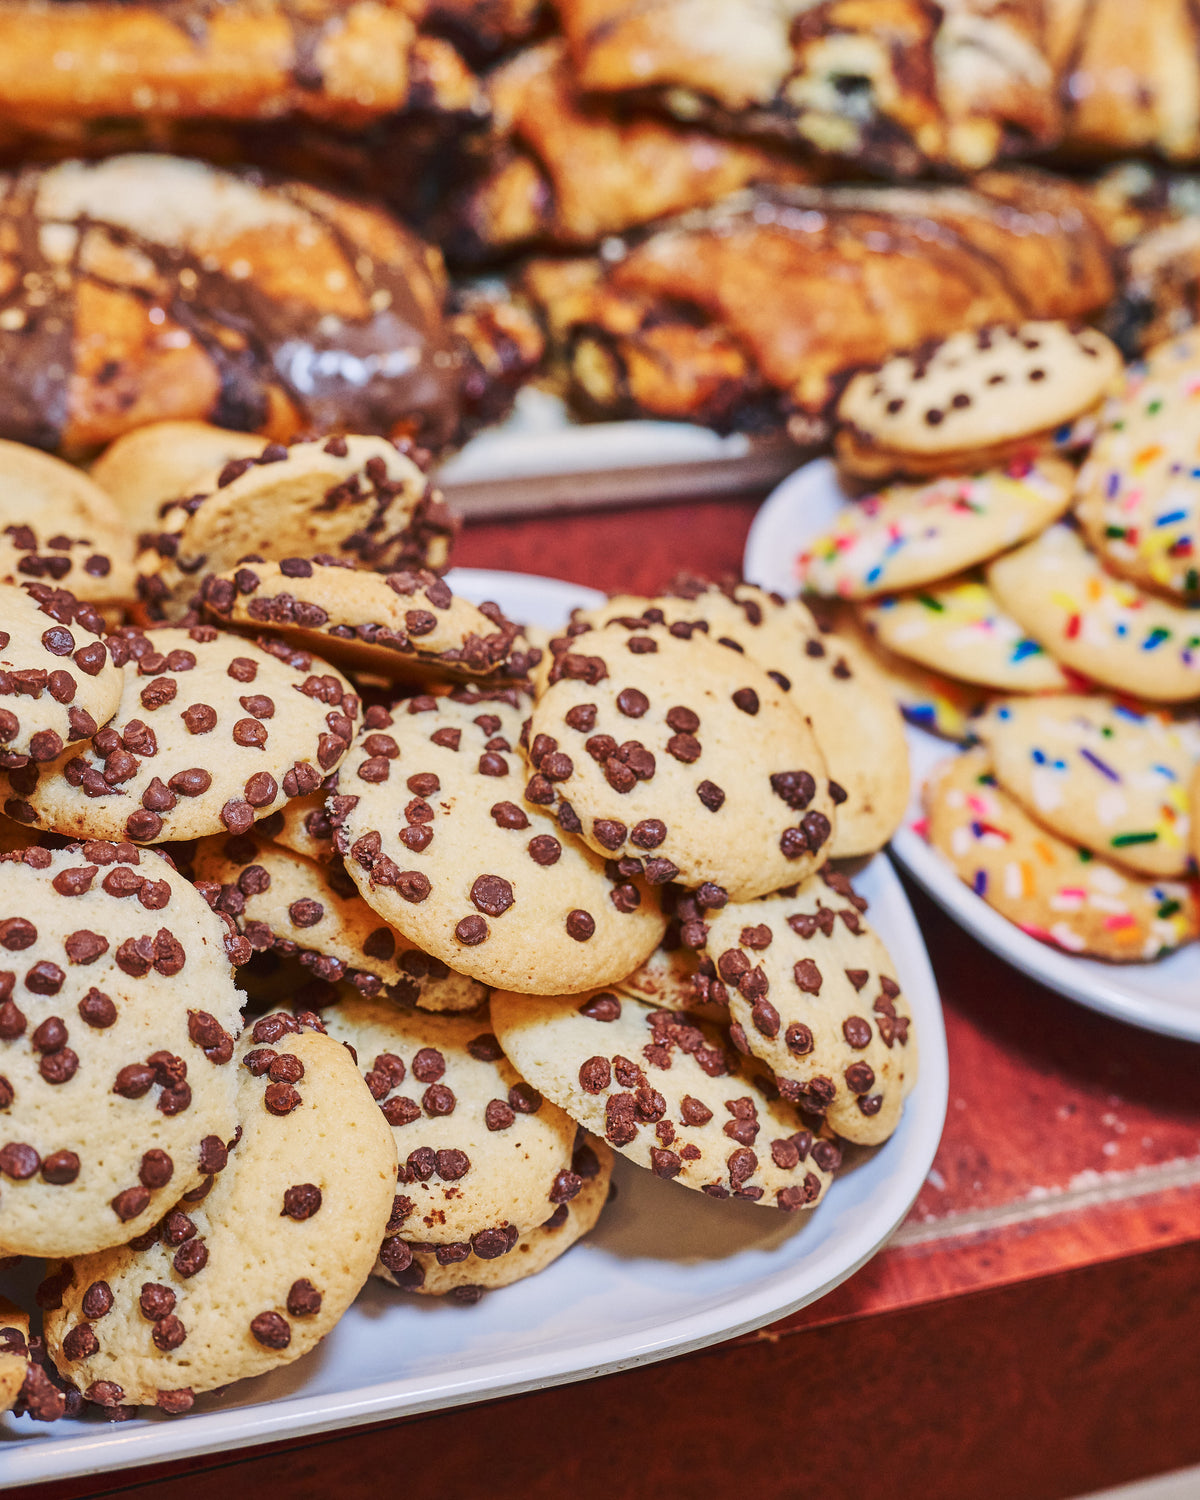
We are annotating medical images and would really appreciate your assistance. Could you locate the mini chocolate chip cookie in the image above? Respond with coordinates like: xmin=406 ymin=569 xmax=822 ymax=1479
xmin=837 ymin=322 xmax=1121 ymax=481
xmin=90 ymin=421 xmax=268 ymax=544
xmin=530 ymin=619 xmax=837 ymax=899
xmin=320 ymin=994 xmax=578 ymax=1247
xmin=136 ymin=435 xmax=452 ymax=622
xmin=491 ymin=988 xmax=839 ymax=1210
xmin=701 ymin=870 xmax=916 ymax=1146
xmin=0 ymin=844 xmax=243 ymax=1256
xmin=0 ymin=441 xmax=134 ymax=606
xmin=0 ymin=583 xmax=123 ymax=767
xmin=201 ymin=560 xmax=537 ymax=683
xmin=375 ymin=1136 xmax=614 ymax=1300
xmin=568 ymin=581 xmax=907 ymax=859
xmin=192 ymin=834 xmax=487 ymax=1012
xmin=332 ymin=687 xmax=666 ymax=993
xmin=42 ymin=1021 xmax=396 ymax=1412
xmin=4 ymin=627 xmax=357 ymax=844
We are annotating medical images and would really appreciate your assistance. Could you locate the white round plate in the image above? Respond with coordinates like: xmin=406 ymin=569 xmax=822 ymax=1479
xmin=744 ymin=461 xmax=1200 ymax=1042
xmin=0 ymin=568 xmax=947 ymax=1487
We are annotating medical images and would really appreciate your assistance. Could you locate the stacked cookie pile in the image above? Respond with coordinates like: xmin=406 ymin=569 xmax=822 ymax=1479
xmin=0 ymin=427 xmax=917 ymax=1424
xmin=797 ymin=319 xmax=1200 ymax=963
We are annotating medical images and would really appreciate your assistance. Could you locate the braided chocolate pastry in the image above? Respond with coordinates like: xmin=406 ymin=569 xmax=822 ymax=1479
xmin=0 ymin=153 xmax=479 ymax=456
xmin=556 ymin=0 xmax=1058 ymax=174
xmin=523 ymin=172 xmax=1116 ymax=440
xmin=436 ymin=39 xmax=818 ymax=262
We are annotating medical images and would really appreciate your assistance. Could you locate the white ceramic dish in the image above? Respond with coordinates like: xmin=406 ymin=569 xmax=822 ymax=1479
xmin=744 ymin=462 xmax=1200 ymax=1042
xmin=0 ymin=568 xmax=947 ymax=1487
xmin=435 ymin=389 xmax=802 ymax=517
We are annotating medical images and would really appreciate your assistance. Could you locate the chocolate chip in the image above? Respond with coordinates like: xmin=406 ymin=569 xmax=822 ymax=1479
xmin=78 ymin=988 xmax=116 ymax=1027
xmin=467 ymin=1033 xmax=504 ymax=1062
xmin=40 ymin=1149 xmax=80 ymax=1183
xmin=0 ymin=919 xmax=35 ymax=950
xmin=282 ymin=1183 xmax=323 ymax=1220
xmin=412 ymin=1047 xmax=445 ymax=1083
xmin=616 ymin=688 xmax=649 ymax=718
xmin=287 ymin=1279 xmax=322 ymax=1317
xmin=490 ymin=801 xmax=528 ymax=830
xmin=485 ymin=1099 xmax=515 ymax=1130
xmin=696 ymin=780 xmax=725 ymax=812
xmin=264 ymin=1082 xmax=301 ymax=1115
xmin=227 ymin=657 xmax=258 ymax=684
xmin=785 ymin=1023 xmax=814 ymax=1056
xmin=566 ymin=909 xmax=595 ymax=941
xmin=732 ymin=688 xmax=759 ymax=715
xmin=64 ymin=930 xmax=106 ymax=965
xmin=250 ymin=1312 xmax=290 ymax=1350
xmin=666 ymin=733 xmax=700 ymax=763
xmin=455 ymin=915 xmax=487 ymax=945
xmin=770 ymin=770 xmax=816 ymax=810
xmin=62 ymin=1324 xmax=99 ymax=1361
xmin=382 ymin=1096 xmax=421 ymax=1127
xmin=110 ymin=1184 xmax=149 ymax=1220
xmin=423 ymin=1083 xmax=456 ymax=1116
xmin=592 ymin=818 xmax=626 ymax=850
xmin=843 ymin=1016 xmax=872 ymax=1048
xmin=152 ymin=1315 xmax=187 ymax=1352
xmin=524 ymin=833 xmax=561 ymax=867
xmin=172 ymin=1239 xmax=208 ymax=1277
xmin=508 ymin=1082 xmax=542 ymax=1113
xmin=471 ymin=874 xmax=514 ymax=917
xmin=579 ymin=1056 xmax=611 ymax=1093
xmin=794 ymin=959 xmax=822 ymax=994
xmin=565 ymin=704 xmax=596 ymax=732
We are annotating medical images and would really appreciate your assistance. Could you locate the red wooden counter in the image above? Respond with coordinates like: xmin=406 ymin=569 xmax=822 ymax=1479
xmin=19 ymin=496 xmax=1200 ymax=1500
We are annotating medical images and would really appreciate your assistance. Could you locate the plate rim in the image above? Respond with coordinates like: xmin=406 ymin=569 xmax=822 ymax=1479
xmin=743 ymin=459 xmax=1200 ymax=1043
xmin=0 ymin=567 xmax=948 ymax=1486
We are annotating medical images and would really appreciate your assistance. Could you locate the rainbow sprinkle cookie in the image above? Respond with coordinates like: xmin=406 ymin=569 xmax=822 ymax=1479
xmin=796 ymin=460 xmax=1073 ymax=600
xmin=859 ymin=572 xmax=1071 ymax=693
xmin=1077 ymin=333 xmax=1200 ymax=601
xmin=987 ymin=523 xmax=1200 ymax=703
xmin=1193 ymin=763 xmax=1200 ymax=868
xmin=826 ymin=603 xmax=991 ymax=742
xmin=980 ymin=695 xmax=1200 ymax=878
xmin=924 ymin=748 xmax=1200 ymax=962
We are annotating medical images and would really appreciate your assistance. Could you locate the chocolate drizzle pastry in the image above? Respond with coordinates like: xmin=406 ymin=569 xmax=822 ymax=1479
xmin=523 ymin=172 xmax=1116 ymax=439
xmin=0 ymin=155 xmax=465 ymax=456
xmin=555 ymin=0 xmax=1057 ymax=175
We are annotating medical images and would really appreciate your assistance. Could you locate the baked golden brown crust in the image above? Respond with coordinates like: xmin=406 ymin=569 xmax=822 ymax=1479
xmin=438 ymin=40 xmax=817 ymax=260
xmin=1045 ymin=0 xmax=1200 ymax=161
xmin=0 ymin=154 xmax=470 ymax=457
xmin=523 ymin=173 xmax=1116 ymax=436
xmin=558 ymin=0 xmax=1058 ymax=173
xmin=0 ymin=31 xmax=488 ymax=229
xmin=0 ymin=0 xmax=433 ymax=127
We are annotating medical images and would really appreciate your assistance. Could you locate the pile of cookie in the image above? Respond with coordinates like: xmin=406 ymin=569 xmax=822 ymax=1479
xmin=0 ymin=422 xmax=917 ymax=1424
xmin=797 ymin=319 xmax=1200 ymax=963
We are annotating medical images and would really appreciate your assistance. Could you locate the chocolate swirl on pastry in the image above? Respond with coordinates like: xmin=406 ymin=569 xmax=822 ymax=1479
xmin=524 ymin=172 xmax=1116 ymax=439
xmin=0 ymin=154 xmax=466 ymax=455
